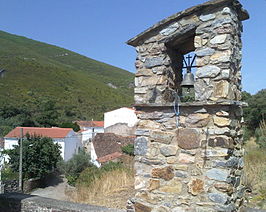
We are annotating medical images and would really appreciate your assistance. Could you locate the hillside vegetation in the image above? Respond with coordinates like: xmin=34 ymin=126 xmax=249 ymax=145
xmin=0 ymin=31 xmax=134 ymax=136
xmin=242 ymin=89 xmax=266 ymax=209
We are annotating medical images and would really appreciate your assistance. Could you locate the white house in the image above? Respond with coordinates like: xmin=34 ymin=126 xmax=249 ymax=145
xmin=4 ymin=127 xmax=82 ymax=161
xmin=75 ymin=121 xmax=104 ymax=144
xmin=104 ymin=107 xmax=138 ymax=136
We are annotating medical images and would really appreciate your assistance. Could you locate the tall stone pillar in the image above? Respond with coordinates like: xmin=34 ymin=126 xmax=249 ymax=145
xmin=127 ymin=0 xmax=249 ymax=211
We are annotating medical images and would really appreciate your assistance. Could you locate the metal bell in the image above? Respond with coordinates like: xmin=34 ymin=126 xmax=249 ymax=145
xmin=181 ymin=72 xmax=195 ymax=88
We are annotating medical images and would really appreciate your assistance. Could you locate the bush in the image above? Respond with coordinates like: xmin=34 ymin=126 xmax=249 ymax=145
xmin=1 ymin=166 xmax=18 ymax=181
xmin=77 ymin=162 xmax=124 ymax=187
xmin=255 ymin=120 xmax=266 ymax=148
xmin=121 ymin=144 xmax=134 ymax=156
xmin=57 ymin=150 xmax=93 ymax=186
xmin=243 ymin=127 xmax=253 ymax=142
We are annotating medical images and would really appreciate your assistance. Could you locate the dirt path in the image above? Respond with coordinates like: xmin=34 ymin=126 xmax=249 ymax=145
xmin=30 ymin=175 xmax=69 ymax=201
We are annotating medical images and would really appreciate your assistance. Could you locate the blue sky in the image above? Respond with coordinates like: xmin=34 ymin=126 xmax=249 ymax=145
xmin=0 ymin=0 xmax=265 ymax=94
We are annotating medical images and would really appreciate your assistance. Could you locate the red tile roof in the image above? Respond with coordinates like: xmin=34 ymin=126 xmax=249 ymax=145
xmin=97 ymin=152 xmax=123 ymax=163
xmin=75 ymin=121 xmax=104 ymax=128
xmin=5 ymin=127 xmax=73 ymax=138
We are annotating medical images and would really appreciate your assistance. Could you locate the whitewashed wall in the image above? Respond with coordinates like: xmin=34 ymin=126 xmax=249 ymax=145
xmin=53 ymin=139 xmax=65 ymax=160
xmin=104 ymin=108 xmax=138 ymax=129
xmin=90 ymin=142 xmax=101 ymax=168
xmin=81 ymin=127 xmax=104 ymax=144
xmin=3 ymin=138 xmax=19 ymax=163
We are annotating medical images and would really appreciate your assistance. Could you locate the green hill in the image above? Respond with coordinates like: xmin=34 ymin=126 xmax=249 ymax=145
xmin=0 ymin=30 xmax=134 ymax=135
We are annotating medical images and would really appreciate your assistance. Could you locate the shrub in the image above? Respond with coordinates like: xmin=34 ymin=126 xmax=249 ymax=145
xmin=121 ymin=144 xmax=134 ymax=156
xmin=255 ymin=120 xmax=266 ymax=148
xmin=77 ymin=162 xmax=124 ymax=187
xmin=57 ymin=150 xmax=93 ymax=186
xmin=1 ymin=166 xmax=18 ymax=181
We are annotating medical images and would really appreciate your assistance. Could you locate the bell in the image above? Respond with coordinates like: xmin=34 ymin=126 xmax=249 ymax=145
xmin=181 ymin=72 xmax=195 ymax=88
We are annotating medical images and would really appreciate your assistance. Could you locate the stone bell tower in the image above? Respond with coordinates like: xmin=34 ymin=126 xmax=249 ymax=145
xmin=127 ymin=0 xmax=249 ymax=211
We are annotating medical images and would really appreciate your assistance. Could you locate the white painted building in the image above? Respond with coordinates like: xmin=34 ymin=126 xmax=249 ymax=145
xmin=104 ymin=107 xmax=138 ymax=136
xmin=4 ymin=127 xmax=81 ymax=161
xmin=76 ymin=121 xmax=104 ymax=144
xmin=90 ymin=141 xmax=101 ymax=168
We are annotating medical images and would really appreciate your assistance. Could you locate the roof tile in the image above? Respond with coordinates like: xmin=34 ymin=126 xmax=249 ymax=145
xmin=76 ymin=121 xmax=104 ymax=128
xmin=5 ymin=127 xmax=73 ymax=138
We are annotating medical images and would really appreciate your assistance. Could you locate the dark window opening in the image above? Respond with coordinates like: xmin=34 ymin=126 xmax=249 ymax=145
xmin=181 ymin=52 xmax=197 ymax=102
xmin=165 ymin=29 xmax=197 ymax=102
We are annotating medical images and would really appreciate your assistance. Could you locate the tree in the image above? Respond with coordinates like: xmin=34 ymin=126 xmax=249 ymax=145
xmin=59 ymin=122 xmax=80 ymax=132
xmin=34 ymin=98 xmax=60 ymax=127
xmin=243 ymin=89 xmax=266 ymax=131
xmin=6 ymin=135 xmax=61 ymax=179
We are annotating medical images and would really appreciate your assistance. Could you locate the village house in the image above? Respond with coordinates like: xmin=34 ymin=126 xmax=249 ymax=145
xmin=87 ymin=107 xmax=138 ymax=167
xmin=90 ymin=133 xmax=134 ymax=167
xmin=4 ymin=127 xmax=81 ymax=161
xmin=75 ymin=120 xmax=104 ymax=145
xmin=104 ymin=107 xmax=138 ymax=137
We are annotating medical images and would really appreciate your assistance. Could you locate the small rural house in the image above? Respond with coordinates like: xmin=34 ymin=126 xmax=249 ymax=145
xmin=4 ymin=127 xmax=81 ymax=161
xmin=104 ymin=107 xmax=138 ymax=136
xmin=75 ymin=121 xmax=104 ymax=144
xmin=91 ymin=133 xmax=135 ymax=167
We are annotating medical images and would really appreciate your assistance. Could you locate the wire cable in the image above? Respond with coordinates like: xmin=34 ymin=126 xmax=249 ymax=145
xmin=173 ymin=94 xmax=180 ymax=127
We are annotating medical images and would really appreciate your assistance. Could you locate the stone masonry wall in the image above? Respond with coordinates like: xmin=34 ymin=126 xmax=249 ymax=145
xmin=132 ymin=104 xmax=244 ymax=212
xmin=194 ymin=6 xmax=243 ymax=102
xmin=134 ymin=4 xmax=244 ymax=105
xmin=128 ymin=0 xmax=248 ymax=211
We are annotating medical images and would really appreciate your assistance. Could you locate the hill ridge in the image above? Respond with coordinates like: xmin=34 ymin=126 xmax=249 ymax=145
xmin=0 ymin=30 xmax=134 ymax=136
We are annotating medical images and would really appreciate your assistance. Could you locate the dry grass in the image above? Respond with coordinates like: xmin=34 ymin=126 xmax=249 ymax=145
xmin=67 ymin=159 xmax=135 ymax=209
xmin=243 ymin=138 xmax=266 ymax=208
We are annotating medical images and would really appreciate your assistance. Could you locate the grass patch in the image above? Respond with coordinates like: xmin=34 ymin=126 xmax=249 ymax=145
xmin=243 ymin=138 xmax=266 ymax=209
xmin=67 ymin=160 xmax=135 ymax=209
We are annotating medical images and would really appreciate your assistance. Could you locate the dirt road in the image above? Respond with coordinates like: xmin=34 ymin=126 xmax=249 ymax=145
xmin=30 ymin=175 xmax=69 ymax=201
